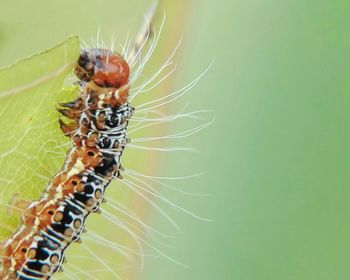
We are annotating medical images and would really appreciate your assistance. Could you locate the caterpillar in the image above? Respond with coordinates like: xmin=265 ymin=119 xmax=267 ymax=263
xmin=0 ymin=4 xmax=211 ymax=278
xmin=0 ymin=44 xmax=135 ymax=278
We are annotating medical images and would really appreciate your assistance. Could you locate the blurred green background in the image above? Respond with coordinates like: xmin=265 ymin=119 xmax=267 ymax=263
xmin=1 ymin=1 xmax=350 ymax=279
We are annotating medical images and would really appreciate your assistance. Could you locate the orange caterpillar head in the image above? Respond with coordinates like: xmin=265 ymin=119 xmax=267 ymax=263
xmin=75 ymin=48 xmax=130 ymax=89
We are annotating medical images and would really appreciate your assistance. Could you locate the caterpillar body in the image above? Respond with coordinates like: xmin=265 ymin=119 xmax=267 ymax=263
xmin=0 ymin=48 xmax=133 ymax=279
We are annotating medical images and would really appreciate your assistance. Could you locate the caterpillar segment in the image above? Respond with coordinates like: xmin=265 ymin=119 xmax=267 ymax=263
xmin=0 ymin=49 xmax=133 ymax=279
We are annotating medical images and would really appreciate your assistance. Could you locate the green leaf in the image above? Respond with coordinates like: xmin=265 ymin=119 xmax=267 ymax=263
xmin=0 ymin=36 xmax=80 ymax=238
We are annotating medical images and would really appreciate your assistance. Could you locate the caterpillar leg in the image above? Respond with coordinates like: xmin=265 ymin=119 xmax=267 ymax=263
xmin=58 ymin=119 xmax=77 ymax=136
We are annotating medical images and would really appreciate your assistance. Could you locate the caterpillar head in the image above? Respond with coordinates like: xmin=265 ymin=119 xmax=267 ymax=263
xmin=75 ymin=48 xmax=130 ymax=89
